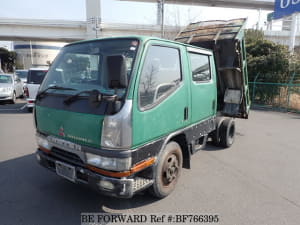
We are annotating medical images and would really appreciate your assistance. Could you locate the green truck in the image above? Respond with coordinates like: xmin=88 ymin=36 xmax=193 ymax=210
xmin=34 ymin=18 xmax=250 ymax=198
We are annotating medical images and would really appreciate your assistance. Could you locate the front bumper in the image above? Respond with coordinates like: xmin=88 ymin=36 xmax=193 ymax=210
xmin=36 ymin=149 xmax=153 ymax=198
xmin=0 ymin=94 xmax=12 ymax=101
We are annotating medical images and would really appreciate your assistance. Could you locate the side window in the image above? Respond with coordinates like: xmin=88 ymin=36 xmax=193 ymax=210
xmin=189 ymin=52 xmax=211 ymax=82
xmin=139 ymin=45 xmax=181 ymax=109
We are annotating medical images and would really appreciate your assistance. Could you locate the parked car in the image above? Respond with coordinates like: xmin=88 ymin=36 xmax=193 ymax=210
xmin=24 ymin=68 xmax=48 ymax=112
xmin=15 ymin=69 xmax=28 ymax=87
xmin=0 ymin=74 xmax=24 ymax=104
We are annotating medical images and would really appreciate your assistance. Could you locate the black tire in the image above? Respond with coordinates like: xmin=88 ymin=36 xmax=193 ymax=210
xmin=149 ymin=141 xmax=183 ymax=198
xmin=27 ymin=107 xmax=33 ymax=113
xmin=211 ymin=130 xmax=220 ymax=146
xmin=219 ymin=118 xmax=235 ymax=148
xmin=10 ymin=92 xmax=16 ymax=104
xmin=211 ymin=117 xmax=226 ymax=147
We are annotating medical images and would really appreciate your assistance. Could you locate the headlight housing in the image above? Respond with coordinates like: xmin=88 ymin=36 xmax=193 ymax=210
xmin=36 ymin=135 xmax=51 ymax=150
xmin=101 ymin=100 xmax=132 ymax=149
xmin=0 ymin=87 xmax=13 ymax=93
xmin=86 ymin=152 xmax=131 ymax=171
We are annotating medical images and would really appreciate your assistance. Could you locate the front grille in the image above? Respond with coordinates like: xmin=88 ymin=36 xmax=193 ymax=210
xmin=51 ymin=147 xmax=84 ymax=165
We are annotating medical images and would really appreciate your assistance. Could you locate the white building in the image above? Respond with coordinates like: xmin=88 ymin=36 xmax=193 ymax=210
xmin=14 ymin=41 xmax=67 ymax=69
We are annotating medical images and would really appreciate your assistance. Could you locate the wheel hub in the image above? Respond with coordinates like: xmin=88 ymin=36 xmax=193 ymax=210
xmin=163 ymin=154 xmax=179 ymax=184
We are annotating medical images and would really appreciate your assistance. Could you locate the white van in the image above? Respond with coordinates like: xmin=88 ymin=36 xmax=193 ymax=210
xmin=15 ymin=70 xmax=28 ymax=87
xmin=25 ymin=68 xmax=48 ymax=112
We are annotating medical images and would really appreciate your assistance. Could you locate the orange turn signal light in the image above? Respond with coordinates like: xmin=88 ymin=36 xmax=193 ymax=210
xmin=87 ymin=157 xmax=156 ymax=178
xmin=38 ymin=146 xmax=51 ymax=154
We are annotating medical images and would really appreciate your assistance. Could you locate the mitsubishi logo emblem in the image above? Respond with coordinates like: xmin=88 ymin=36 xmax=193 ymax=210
xmin=59 ymin=126 xmax=65 ymax=137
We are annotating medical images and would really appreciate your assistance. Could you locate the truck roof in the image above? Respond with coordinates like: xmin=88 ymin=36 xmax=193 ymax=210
xmin=65 ymin=35 xmax=213 ymax=54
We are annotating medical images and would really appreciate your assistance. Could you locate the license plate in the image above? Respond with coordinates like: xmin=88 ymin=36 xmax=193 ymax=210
xmin=55 ymin=161 xmax=76 ymax=182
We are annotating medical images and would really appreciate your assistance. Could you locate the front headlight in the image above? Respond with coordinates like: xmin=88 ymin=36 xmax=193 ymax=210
xmin=86 ymin=152 xmax=131 ymax=171
xmin=36 ymin=135 xmax=51 ymax=150
xmin=101 ymin=100 xmax=132 ymax=149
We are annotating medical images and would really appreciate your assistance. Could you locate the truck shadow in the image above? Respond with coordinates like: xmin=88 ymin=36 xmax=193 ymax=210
xmin=0 ymin=154 xmax=158 ymax=225
xmin=201 ymin=142 xmax=226 ymax=151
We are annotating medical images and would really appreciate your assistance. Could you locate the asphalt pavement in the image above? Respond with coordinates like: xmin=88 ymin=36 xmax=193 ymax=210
xmin=0 ymin=104 xmax=300 ymax=225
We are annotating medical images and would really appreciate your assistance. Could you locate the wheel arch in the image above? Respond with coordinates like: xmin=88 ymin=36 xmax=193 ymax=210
xmin=160 ymin=132 xmax=191 ymax=169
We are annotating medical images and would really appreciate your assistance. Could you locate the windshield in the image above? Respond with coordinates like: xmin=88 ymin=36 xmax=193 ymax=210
xmin=28 ymin=70 xmax=48 ymax=84
xmin=40 ymin=39 xmax=139 ymax=95
xmin=0 ymin=75 xmax=12 ymax=83
xmin=15 ymin=70 xmax=28 ymax=79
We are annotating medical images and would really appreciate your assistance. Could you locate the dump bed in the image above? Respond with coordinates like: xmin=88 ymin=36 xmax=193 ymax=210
xmin=175 ymin=18 xmax=250 ymax=119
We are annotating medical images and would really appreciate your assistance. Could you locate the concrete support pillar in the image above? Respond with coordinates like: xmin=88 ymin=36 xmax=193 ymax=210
xmin=289 ymin=13 xmax=298 ymax=53
xmin=256 ymin=8 xmax=262 ymax=30
xmin=157 ymin=0 xmax=162 ymax=25
xmin=86 ymin=0 xmax=101 ymax=39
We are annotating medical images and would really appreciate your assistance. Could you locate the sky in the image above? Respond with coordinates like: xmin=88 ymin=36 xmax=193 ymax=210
xmin=0 ymin=0 xmax=274 ymax=49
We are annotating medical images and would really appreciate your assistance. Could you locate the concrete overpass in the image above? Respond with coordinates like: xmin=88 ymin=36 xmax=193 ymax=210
xmin=0 ymin=0 xmax=277 ymax=43
xmin=0 ymin=0 xmax=178 ymax=42
xmin=0 ymin=0 xmax=297 ymax=51
xmin=0 ymin=17 xmax=178 ymax=42
xmin=118 ymin=0 xmax=275 ymax=10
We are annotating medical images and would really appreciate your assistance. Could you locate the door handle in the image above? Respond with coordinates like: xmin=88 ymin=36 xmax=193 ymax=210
xmin=184 ymin=107 xmax=188 ymax=121
xmin=212 ymin=99 xmax=216 ymax=111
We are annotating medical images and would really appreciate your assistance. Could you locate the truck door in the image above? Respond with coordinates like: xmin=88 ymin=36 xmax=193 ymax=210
xmin=187 ymin=48 xmax=217 ymax=124
xmin=175 ymin=18 xmax=250 ymax=119
xmin=132 ymin=42 xmax=190 ymax=147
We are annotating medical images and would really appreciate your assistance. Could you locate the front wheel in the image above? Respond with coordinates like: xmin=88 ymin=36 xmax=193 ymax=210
xmin=10 ymin=92 xmax=16 ymax=104
xmin=149 ymin=141 xmax=183 ymax=198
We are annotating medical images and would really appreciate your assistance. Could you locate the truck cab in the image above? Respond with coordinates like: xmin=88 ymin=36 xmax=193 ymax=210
xmin=35 ymin=30 xmax=249 ymax=198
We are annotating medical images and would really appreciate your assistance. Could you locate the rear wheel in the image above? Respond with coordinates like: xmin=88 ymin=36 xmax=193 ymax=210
xmin=219 ymin=118 xmax=235 ymax=148
xmin=149 ymin=141 xmax=183 ymax=198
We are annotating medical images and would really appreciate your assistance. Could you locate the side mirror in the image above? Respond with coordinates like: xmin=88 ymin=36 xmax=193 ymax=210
xmin=107 ymin=55 xmax=127 ymax=89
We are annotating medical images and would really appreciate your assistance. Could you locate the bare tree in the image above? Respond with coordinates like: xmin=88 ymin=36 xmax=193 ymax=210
xmin=141 ymin=63 xmax=159 ymax=95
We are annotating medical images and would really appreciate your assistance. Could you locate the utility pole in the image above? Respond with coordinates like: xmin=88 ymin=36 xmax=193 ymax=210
xmin=86 ymin=0 xmax=101 ymax=39
xmin=30 ymin=40 xmax=34 ymax=66
xmin=157 ymin=0 xmax=165 ymax=38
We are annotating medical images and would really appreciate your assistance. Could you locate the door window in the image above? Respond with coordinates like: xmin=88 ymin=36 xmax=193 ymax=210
xmin=139 ymin=45 xmax=181 ymax=109
xmin=189 ymin=53 xmax=211 ymax=82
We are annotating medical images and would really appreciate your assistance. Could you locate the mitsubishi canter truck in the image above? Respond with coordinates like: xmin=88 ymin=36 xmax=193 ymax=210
xmin=34 ymin=18 xmax=250 ymax=198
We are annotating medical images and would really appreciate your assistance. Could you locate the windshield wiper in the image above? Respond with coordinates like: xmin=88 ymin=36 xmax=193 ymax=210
xmin=36 ymin=85 xmax=77 ymax=100
xmin=64 ymin=89 xmax=118 ymax=105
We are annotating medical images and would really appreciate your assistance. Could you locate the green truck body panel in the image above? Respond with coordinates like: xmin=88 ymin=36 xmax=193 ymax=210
xmin=189 ymin=55 xmax=217 ymax=124
xmin=132 ymin=41 xmax=191 ymax=147
xmin=36 ymin=105 xmax=104 ymax=148
xmin=130 ymin=39 xmax=218 ymax=148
